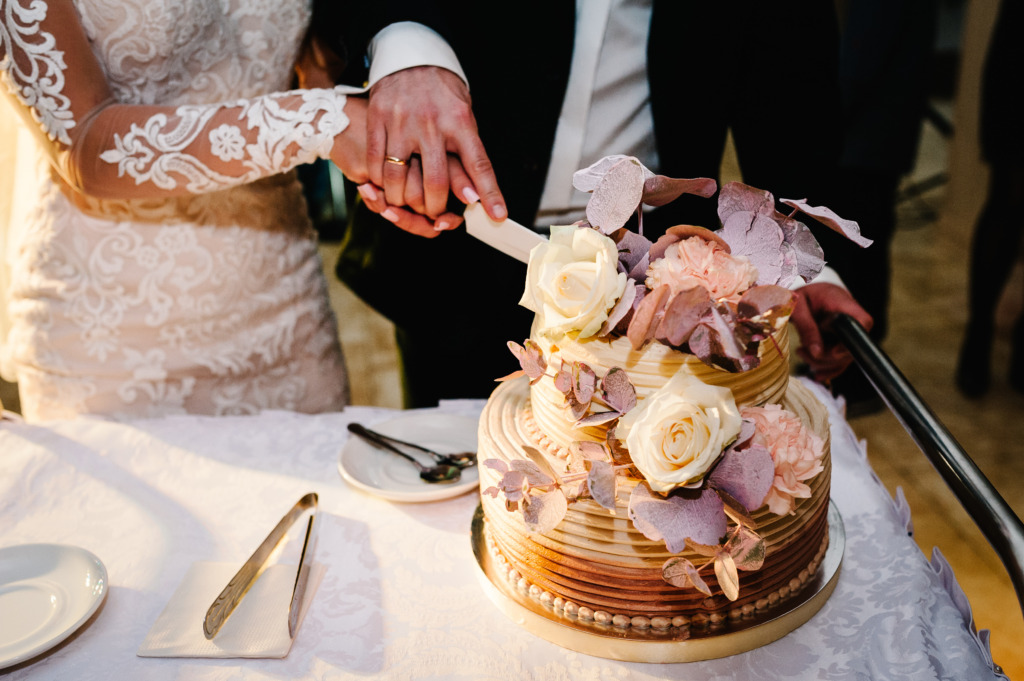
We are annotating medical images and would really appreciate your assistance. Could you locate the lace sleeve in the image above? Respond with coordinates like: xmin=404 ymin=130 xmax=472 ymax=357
xmin=0 ymin=0 xmax=362 ymax=199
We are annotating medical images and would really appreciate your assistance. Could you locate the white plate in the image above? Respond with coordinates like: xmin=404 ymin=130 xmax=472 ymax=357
xmin=339 ymin=412 xmax=479 ymax=502
xmin=0 ymin=544 xmax=108 ymax=669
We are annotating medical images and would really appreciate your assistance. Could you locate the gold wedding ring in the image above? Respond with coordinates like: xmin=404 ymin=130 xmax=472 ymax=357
xmin=384 ymin=155 xmax=408 ymax=166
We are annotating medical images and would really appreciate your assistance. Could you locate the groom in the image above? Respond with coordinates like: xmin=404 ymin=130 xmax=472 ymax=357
xmin=326 ymin=1 xmax=868 ymax=407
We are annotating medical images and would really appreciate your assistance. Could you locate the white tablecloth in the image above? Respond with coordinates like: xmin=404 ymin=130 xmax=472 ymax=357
xmin=0 ymin=381 xmax=1007 ymax=679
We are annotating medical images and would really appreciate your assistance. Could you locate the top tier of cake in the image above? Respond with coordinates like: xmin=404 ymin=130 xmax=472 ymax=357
xmin=528 ymin=323 xmax=791 ymax=455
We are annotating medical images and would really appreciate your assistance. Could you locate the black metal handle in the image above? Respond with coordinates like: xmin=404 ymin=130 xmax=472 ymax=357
xmin=832 ymin=314 xmax=1024 ymax=615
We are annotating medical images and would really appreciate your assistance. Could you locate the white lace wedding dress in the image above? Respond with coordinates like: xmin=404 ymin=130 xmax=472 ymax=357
xmin=1 ymin=0 xmax=354 ymax=420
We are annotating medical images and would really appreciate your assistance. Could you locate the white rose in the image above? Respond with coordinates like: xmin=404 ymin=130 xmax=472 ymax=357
xmin=617 ymin=373 xmax=741 ymax=493
xmin=519 ymin=225 xmax=627 ymax=338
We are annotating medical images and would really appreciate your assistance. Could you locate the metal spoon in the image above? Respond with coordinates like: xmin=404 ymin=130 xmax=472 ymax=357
xmin=347 ymin=422 xmax=477 ymax=468
xmin=347 ymin=423 xmax=462 ymax=483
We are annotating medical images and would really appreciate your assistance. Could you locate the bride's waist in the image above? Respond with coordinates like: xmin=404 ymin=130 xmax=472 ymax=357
xmin=54 ymin=171 xmax=313 ymax=233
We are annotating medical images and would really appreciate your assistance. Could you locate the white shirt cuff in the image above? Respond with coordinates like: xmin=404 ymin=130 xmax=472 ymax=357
xmin=799 ymin=265 xmax=846 ymax=289
xmin=366 ymin=22 xmax=469 ymax=89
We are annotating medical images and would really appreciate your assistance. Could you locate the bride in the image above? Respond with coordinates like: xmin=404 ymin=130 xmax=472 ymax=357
xmin=0 ymin=0 xmax=427 ymax=420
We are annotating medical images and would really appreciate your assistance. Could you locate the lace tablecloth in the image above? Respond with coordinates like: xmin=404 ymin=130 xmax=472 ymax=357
xmin=0 ymin=381 xmax=1008 ymax=679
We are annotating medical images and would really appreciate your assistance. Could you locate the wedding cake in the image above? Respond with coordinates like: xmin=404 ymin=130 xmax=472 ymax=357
xmin=477 ymin=156 xmax=867 ymax=634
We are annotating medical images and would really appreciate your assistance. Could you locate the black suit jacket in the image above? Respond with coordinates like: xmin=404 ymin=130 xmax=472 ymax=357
xmin=326 ymin=1 xmax=842 ymax=405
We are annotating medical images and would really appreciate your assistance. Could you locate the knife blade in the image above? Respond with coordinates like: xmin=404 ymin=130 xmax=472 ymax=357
xmin=287 ymin=508 xmax=318 ymax=638
xmin=463 ymin=202 xmax=546 ymax=263
xmin=203 ymin=492 xmax=318 ymax=640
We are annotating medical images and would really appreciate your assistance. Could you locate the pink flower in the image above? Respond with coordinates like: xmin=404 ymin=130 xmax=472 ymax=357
xmin=646 ymin=237 xmax=758 ymax=304
xmin=741 ymin=404 xmax=824 ymax=516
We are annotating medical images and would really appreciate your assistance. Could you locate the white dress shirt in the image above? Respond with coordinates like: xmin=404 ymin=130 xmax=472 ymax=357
xmin=366 ymin=3 xmax=655 ymax=228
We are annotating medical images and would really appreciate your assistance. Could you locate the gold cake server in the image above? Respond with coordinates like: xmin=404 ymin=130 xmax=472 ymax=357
xmin=203 ymin=492 xmax=318 ymax=640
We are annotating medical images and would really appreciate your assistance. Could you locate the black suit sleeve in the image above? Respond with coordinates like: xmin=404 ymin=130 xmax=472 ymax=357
xmin=310 ymin=0 xmax=454 ymax=87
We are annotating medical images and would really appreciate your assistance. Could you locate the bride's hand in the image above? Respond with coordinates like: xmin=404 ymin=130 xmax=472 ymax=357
xmin=329 ymin=96 xmax=370 ymax=185
xmin=357 ymin=155 xmax=478 ymax=239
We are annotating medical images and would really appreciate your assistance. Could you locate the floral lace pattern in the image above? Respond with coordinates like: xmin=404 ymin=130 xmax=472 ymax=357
xmin=97 ymin=89 xmax=348 ymax=194
xmin=0 ymin=0 xmax=75 ymax=143
xmin=2 ymin=0 xmax=350 ymax=420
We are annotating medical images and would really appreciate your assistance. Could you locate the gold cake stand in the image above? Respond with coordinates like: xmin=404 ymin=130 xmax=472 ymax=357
xmin=471 ymin=501 xmax=844 ymax=663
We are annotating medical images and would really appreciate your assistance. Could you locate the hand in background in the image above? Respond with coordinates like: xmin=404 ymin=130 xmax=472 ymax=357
xmin=366 ymin=66 xmax=506 ymax=221
xmin=791 ymin=282 xmax=874 ymax=382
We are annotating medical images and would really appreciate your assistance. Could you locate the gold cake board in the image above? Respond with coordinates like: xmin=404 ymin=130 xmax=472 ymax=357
xmin=471 ymin=501 xmax=844 ymax=663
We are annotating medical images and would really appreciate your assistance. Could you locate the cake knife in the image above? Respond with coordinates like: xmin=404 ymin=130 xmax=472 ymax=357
xmin=288 ymin=507 xmax=318 ymax=638
xmin=203 ymin=492 xmax=318 ymax=640
xmin=463 ymin=202 xmax=546 ymax=263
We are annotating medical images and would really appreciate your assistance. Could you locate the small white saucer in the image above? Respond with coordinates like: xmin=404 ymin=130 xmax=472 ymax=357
xmin=0 ymin=544 xmax=108 ymax=669
xmin=338 ymin=412 xmax=479 ymax=502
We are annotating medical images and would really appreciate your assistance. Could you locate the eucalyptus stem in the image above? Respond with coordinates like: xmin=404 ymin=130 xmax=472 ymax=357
xmin=530 ymin=463 xmax=634 ymax=491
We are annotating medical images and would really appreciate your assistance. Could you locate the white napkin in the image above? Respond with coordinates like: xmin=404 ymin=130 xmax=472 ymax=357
xmin=137 ymin=561 xmax=324 ymax=658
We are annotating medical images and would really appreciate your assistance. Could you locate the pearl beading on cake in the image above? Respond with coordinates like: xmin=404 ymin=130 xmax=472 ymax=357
xmin=522 ymin=401 xmax=571 ymax=460
xmin=485 ymin=529 xmax=829 ymax=630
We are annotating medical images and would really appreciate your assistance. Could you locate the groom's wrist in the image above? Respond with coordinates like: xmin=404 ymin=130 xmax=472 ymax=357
xmin=366 ymin=22 xmax=468 ymax=90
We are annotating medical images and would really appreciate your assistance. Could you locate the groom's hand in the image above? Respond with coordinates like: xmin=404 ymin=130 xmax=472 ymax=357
xmin=366 ymin=66 xmax=506 ymax=222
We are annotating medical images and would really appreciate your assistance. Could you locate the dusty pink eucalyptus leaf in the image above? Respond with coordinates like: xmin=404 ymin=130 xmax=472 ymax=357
xmin=586 ymin=159 xmax=646 ymax=234
xmin=627 ymin=483 xmax=728 ymax=552
xmin=662 ymin=556 xmax=712 ymax=595
xmin=714 ymin=552 xmax=740 ymax=601
xmin=627 ymin=283 xmax=671 ymax=350
xmin=650 ymin=225 xmax=732 ymax=262
xmin=573 ymin=362 xmax=597 ymax=405
xmin=780 ymin=197 xmax=873 ymax=248
xmin=567 ymin=394 xmax=590 ymax=421
xmin=568 ymin=441 xmax=609 ymax=472
xmin=734 ymin=419 xmax=757 ymax=450
xmin=495 ymin=369 xmax=526 ymax=383
xmin=587 ymin=460 xmax=618 ymax=510
xmin=522 ymin=489 xmax=569 ymax=533
xmin=601 ymin=367 xmax=637 ymax=414
xmin=507 ymin=339 xmax=548 ymax=384
xmin=717 ymin=182 xmax=776 ymax=219
xmin=484 ymin=459 xmax=509 ymax=474
xmin=687 ymin=540 xmax=721 ymax=558
xmin=520 ymin=446 xmax=562 ymax=484
xmin=737 ymin=285 xmax=794 ymax=324
xmin=498 ymin=470 xmax=527 ymax=503
xmin=576 ymin=440 xmax=609 ymax=459
xmin=597 ymin=282 xmax=638 ymax=337
xmin=553 ymin=360 xmax=573 ymax=395
xmin=724 ymin=525 xmax=767 ymax=571
xmin=689 ymin=304 xmax=756 ymax=371
xmin=606 ymin=426 xmax=633 ymax=466
xmin=509 ymin=459 xmax=554 ymax=487
xmin=717 ymin=489 xmax=757 ymax=529
xmin=777 ymin=215 xmax=825 ymax=283
xmin=643 ymin=176 xmax=718 ymax=207
xmin=576 ymin=411 xmax=622 ymax=428
xmin=707 ymin=444 xmax=775 ymax=512
xmin=572 ymin=154 xmax=652 ymax=192
xmin=614 ymin=229 xmax=654 ymax=280
xmin=718 ymin=212 xmax=785 ymax=286
xmin=657 ymin=286 xmax=713 ymax=347
xmin=716 ymin=182 xmax=826 ymax=286
xmin=482 ymin=486 xmax=500 ymax=498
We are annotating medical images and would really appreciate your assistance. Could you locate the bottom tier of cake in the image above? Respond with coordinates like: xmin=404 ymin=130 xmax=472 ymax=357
xmin=477 ymin=376 xmax=833 ymax=627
